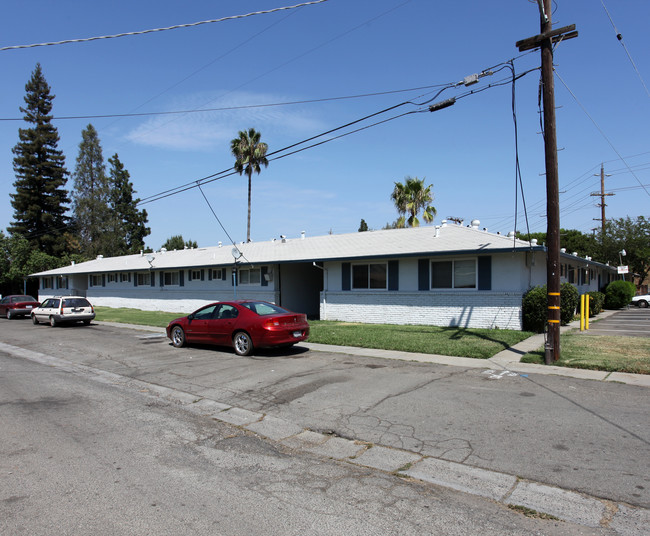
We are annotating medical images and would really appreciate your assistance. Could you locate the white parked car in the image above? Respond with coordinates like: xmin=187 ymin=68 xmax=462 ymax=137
xmin=31 ymin=296 xmax=95 ymax=326
xmin=631 ymin=294 xmax=649 ymax=308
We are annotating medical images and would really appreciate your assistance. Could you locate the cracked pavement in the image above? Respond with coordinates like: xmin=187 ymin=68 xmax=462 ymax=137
xmin=1 ymin=319 xmax=649 ymax=532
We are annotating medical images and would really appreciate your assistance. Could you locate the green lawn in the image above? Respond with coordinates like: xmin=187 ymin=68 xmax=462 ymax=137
xmin=521 ymin=332 xmax=650 ymax=375
xmin=307 ymin=321 xmax=533 ymax=359
xmin=94 ymin=307 xmax=183 ymax=328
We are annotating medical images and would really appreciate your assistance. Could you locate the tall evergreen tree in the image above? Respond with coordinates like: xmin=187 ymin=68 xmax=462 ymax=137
xmin=107 ymin=154 xmax=150 ymax=255
xmin=9 ymin=63 xmax=70 ymax=256
xmin=72 ymin=124 xmax=111 ymax=257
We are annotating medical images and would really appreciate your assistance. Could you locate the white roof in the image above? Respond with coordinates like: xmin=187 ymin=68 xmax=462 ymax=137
xmin=31 ymin=224 xmax=541 ymax=277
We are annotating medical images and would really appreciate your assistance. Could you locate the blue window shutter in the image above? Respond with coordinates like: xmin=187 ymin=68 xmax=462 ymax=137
xmin=388 ymin=260 xmax=399 ymax=291
xmin=261 ymin=266 xmax=268 ymax=287
xmin=150 ymin=273 xmax=155 ymax=287
xmin=188 ymin=270 xmax=192 ymax=281
xmin=208 ymin=269 xmax=212 ymax=281
xmin=128 ymin=272 xmax=131 ymax=282
xmin=201 ymin=269 xmax=205 ymax=281
xmin=180 ymin=270 xmax=184 ymax=287
xmin=65 ymin=277 xmax=69 ymax=290
xmin=89 ymin=275 xmax=93 ymax=287
xmin=102 ymin=274 xmax=106 ymax=287
xmin=134 ymin=274 xmax=138 ymax=287
xmin=418 ymin=259 xmax=429 ymax=291
xmin=55 ymin=277 xmax=59 ymax=289
xmin=159 ymin=272 xmax=164 ymax=287
xmin=342 ymin=263 xmax=351 ymax=291
xmin=478 ymin=256 xmax=492 ymax=290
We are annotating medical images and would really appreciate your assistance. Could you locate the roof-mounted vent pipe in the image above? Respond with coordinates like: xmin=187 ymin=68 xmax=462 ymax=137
xmin=281 ymin=235 xmax=287 ymax=243
xmin=507 ymin=231 xmax=516 ymax=238
xmin=161 ymin=247 xmax=167 ymax=253
xmin=301 ymin=231 xmax=305 ymax=239
xmin=218 ymin=242 xmax=222 ymax=248
xmin=441 ymin=219 xmax=448 ymax=227
xmin=434 ymin=226 xmax=441 ymax=238
xmin=470 ymin=219 xmax=480 ymax=229
xmin=531 ymin=239 xmax=538 ymax=246
xmin=560 ymin=248 xmax=566 ymax=253
xmin=96 ymin=254 xmax=103 ymax=260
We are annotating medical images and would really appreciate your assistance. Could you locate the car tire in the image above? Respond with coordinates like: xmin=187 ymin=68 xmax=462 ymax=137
xmin=638 ymin=300 xmax=648 ymax=308
xmin=233 ymin=331 xmax=253 ymax=356
xmin=170 ymin=325 xmax=186 ymax=348
xmin=32 ymin=315 xmax=39 ymax=325
xmin=49 ymin=316 xmax=57 ymax=327
xmin=6 ymin=310 xmax=13 ymax=320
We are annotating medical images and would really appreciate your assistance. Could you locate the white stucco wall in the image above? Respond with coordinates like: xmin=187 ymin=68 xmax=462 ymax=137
xmin=320 ymin=291 xmax=523 ymax=330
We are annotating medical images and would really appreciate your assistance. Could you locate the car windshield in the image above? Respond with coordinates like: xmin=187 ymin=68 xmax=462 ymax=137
xmin=241 ymin=301 xmax=290 ymax=316
xmin=13 ymin=296 xmax=36 ymax=302
xmin=62 ymin=298 xmax=91 ymax=308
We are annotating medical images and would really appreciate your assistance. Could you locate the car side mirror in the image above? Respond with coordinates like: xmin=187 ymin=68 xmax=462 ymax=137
xmin=188 ymin=314 xmax=194 ymax=321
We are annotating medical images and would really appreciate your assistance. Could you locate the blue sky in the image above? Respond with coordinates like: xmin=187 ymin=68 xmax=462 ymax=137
xmin=1 ymin=0 xmax=648 ymax=249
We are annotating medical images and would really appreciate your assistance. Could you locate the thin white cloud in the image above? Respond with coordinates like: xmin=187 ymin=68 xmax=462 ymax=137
xmin=124 ymin=90 xmax=328 ymax=151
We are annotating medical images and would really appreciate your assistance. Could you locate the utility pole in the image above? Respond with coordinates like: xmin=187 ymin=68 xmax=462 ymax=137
xmin=590 ymin=163 xmax=614 ymax=243
xmin=517 ymin=2 xmax=577 ymax=364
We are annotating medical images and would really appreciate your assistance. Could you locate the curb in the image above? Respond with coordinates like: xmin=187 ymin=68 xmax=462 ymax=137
xmin=2 ymin=340 xmax=647 ymax=534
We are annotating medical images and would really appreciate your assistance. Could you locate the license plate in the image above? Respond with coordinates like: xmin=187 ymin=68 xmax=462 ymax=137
xmin=293 ymin=331 xmax=302 ymax=338
xmin=26 ymin=305 xmax=32 ymax=309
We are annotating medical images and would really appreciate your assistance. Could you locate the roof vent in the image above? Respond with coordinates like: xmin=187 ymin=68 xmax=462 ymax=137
xmin=507 ymin=231 xmax=516 ymax=238
xmin=434 ymin=226 xmax=440 ymax=238
xmin=96 ymin=254 xmax=103 ymax=260
xmin=530 ymin=238 xmax=538 ymax=246
xmin=71 ymin=260 xmax=75 ymax=266
xmin=140 ymin=250 xmax=143 ymax=257
xmin=560 ymin=248 xmax=566 ymax=253
xmin=572 ymin=252 xmax=578 ymax=256
xmin=161 ymin=247 xmax=167 ymax=253
xmin=470 ymin=219 xmax=480 ymax=229
xmin=441 ymin=219 xmax=448 ymax=227
xmin=281 ymin=235 xmax=287 ymax=243
xmin=301 ymin=231 xmax=305 ymax=239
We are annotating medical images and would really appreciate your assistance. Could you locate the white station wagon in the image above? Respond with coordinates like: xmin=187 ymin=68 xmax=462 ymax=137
xmin=31 ymin=296 xmax=95 ymax=326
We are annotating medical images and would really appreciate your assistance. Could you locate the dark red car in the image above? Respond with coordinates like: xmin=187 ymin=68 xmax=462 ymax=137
xmin=166 ymin=300 xmax=310 ymax=356
xmin=0 ymin=295 xmax=40 ymax=319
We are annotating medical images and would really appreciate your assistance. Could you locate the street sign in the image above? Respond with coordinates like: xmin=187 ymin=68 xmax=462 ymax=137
xmin=617 ymin=265 xmax=629 ymax=274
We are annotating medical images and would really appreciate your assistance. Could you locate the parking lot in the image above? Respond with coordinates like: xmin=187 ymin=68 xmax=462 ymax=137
xmin=581 ymin=306 xmax=650 ymax=337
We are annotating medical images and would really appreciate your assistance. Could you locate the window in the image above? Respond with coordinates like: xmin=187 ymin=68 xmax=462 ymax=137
xmin=164 ymin=271 xmax=179 ymax=286
xmin=91 ymin=275 xmax=102 ymax=286
xmin=121 ymin=273 xmax=130 ymax=283
xmin=239 ymin=268 xmax=261 ymax=285
xmin=137 ymin=273 xmax=151 ymax=286
xmin=352 ymin=263 xmax=387 ymax=289
xmin=568 ymin=267 xmax=575 ymax=284
xmin=431 ymin=259 xmax=476 ymax=289
xmin=191 ymin=270 xmax=202 ymax=280
xmin=193 ymin=305 xmax=218 ymax=320
xmin=210 ymin=268 xmax=227 ymax=281
xmin=108 ymin=273 xmax=117 ymax=283
xmin=42 ymin=277 xmax=54 ymax=289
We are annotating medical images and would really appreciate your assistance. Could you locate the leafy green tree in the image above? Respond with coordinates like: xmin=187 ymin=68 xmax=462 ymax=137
xmin=72 ymin=124 xmax=111 ymax=257
xmin=358 ymin=219 xmax=368 ymax=232
xmin=517 ymin=229 xmax=599 ymax=260
xmin=9 ymin=63 xmax=70 ymax=256
xmin=230 ymin=128 xmax=269 ymax=242
xmin=390 ymin=176 xmax=436 ymax=228
xmin=107 ymin=154 xmax=150 ymax=255
xmin=162 ymin=235 xmax=197 ymax=250
xmin=600 ymin=216 xmax=650 ymax=284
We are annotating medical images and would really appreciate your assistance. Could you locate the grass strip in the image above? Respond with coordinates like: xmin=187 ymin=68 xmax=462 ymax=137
xmin=521 ymin=332 xmax=650 ymax=374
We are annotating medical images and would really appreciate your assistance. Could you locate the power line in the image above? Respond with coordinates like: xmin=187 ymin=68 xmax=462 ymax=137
xmin=0 ymin=1 xmax=329 ymax=52
xmin=600 ymin=0 xmax=650 ymax=98
xmin=0 ymin=84 xmax=454 ymax=122
xmin=555 ymin=69 xmax=650 ymax=198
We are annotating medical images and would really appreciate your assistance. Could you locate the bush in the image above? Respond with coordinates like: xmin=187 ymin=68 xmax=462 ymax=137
xmin=522 ymin=285 xmax=547 ymax=333
xmin=560 ymin=282 xmax=579 ymax=325
xmin=604 ymin=280 xmax=636 ymax=309
xmin=586 ymin=291 xmax=605 ymax=317
xmin=522 ymin=283 xmax=580 ymax=333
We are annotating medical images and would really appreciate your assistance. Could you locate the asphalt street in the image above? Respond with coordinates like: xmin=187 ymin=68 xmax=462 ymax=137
xmin=0 ymin=312 xmax=648 ymax=534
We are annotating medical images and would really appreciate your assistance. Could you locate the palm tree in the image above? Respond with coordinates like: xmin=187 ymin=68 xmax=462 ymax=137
xmin=390 ymin=176 xmax=436 ymax=228
xmin=230 ymin=128 xmax=269 ymax=242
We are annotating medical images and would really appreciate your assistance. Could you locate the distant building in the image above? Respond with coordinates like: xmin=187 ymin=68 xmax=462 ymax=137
xmin=31 ymin=221 xmax=616 ymax=330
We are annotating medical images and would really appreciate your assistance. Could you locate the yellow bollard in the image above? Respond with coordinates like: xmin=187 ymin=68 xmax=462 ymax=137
xmin=580 ymin=294 xmax=585 ymax=331
xmin=585 ymin=294 xmax=590 ymax=330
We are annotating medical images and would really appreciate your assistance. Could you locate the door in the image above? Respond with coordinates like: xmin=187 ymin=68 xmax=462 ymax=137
xmin=184 ymin=305 xmax=218 ymax=343
xmin=208 ymin=304 xmax=240 ymax=345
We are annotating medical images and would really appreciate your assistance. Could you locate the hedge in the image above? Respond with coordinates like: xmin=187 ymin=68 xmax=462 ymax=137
xmin=522 ymin=282 xmax=580 ymax=333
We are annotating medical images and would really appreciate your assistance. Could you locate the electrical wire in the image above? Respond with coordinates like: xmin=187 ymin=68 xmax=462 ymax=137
xmin=555 ymin=69 xmax=650 ymax=198
xmin=600 ymin=0 xmax=650 ymax=98
xmin=0 ymin=1 xmax=328 ymax=51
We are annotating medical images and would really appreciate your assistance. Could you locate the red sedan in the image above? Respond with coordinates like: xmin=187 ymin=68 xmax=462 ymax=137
xmin=0 ymin=295 xmax=40 ymax=319
xmin=166 ymin=300 xmax=310 ymax=356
